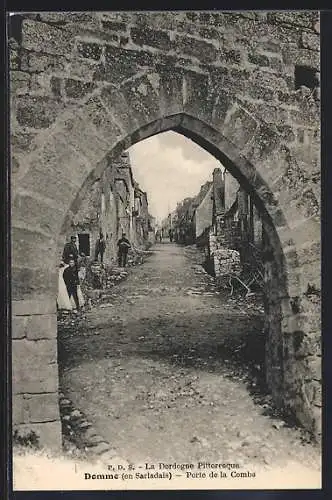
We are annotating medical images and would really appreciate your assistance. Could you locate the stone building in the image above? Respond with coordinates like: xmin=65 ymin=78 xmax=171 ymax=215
xmin=167 ymin=181 xmax=213 ymax=244
xmin=114 ymin=152 xmax=135 ymax=243
xmin=194 ymin=167 xmax=264 ymax=278
xmin=61 ymin=156 xmax=118 ymax=263
xmin=59 ymin=150 xmax=150 ymax=265
xmin=133 ymin=183 xmax=150 ymax=246
xmin=10 ymin=11 xmax=321 ymax=447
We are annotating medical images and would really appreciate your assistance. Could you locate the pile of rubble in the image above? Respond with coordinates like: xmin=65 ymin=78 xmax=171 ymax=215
xmin=214 ymin=248 xmax=242 ymax=276
xmin=83 ymin=263 xmax=128 ymax=295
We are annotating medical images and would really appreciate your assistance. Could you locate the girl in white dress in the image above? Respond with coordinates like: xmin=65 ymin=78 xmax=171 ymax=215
xmin=57 ymin=263 xmax=73 ymax=311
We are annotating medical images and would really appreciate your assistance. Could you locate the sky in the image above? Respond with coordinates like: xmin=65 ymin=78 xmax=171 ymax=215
xmin=127 ymin=131 xmax=222 ymax=223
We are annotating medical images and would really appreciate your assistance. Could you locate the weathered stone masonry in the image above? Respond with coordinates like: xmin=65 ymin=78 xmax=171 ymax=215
xmin=10 ymin=11 xmax=320 ymax=448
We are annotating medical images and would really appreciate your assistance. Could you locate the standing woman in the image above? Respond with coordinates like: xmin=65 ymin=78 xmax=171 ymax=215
xmin=57 ymin=262 xmax=73 ymax=311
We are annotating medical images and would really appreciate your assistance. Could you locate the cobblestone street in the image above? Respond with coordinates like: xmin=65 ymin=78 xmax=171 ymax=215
xmin=58 ymin=243 xmax=320 ymax=474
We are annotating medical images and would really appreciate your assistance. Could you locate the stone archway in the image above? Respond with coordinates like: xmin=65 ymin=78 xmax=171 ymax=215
xmin=11 ymin=11 xmax=320 ymax=449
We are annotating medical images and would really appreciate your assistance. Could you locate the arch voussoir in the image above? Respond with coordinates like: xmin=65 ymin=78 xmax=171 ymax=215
xmin=182 ymin=69 xmax=214 ymax=123
xmin=119 ymin=73 xmax=165 ymax=129
xmin=154 ymin=65 xmax=184 ymax=116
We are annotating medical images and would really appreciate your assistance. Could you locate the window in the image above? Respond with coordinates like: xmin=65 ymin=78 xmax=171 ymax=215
xmin=295 ymin=65 xmax=319 ymax=91
xmin=78 ymin=233 xmax=90 ymax=256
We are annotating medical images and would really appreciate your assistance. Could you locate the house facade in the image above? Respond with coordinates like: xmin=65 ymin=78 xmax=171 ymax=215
xmin=60 ymin=151 xmax=151 ymax=265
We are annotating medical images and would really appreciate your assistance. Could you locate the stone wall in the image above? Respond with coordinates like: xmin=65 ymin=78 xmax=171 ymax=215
xmin=10 ymin=11 xmax=320 ymax=446
xmin=63 ymin=161 xmax=118 ymax=264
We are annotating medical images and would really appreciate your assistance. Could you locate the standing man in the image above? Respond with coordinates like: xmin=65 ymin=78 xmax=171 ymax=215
xmin=117 ymin=233 xmax=131 ymax=267
xmin=168 ymin=228 xmax=173 ymax=242
xmin=63 ymin=256 xmax=80 ymax=311
xmin=95 ymin=232 xmax=106 ymax=264
xmin=63 ymin=235 xmax=79 ymax=268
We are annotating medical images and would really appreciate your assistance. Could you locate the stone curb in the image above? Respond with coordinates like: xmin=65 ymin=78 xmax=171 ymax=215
xmin=59 ymin=393 xmax=122 ymax=462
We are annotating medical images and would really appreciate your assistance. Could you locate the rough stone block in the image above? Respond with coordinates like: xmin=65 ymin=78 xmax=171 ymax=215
xmin=131 ymin=26 xmax=172 ymax=51
xmin=13 ymin=421 xmax=62 ymax=451
xmin=120 ymin=74 xmax=162 ymax=128
xmin=22 ymin=19 xmax=74 ymax=57
xmin=154 ymin=64 xmax=183 ymax=116
xmin=16 ymin=96 xmax=63 ymax=129
xmin=66 ymin=59 xmax=100 ymax=82
xmin=247 ymin=84 xmax=276 ymax=102
xmin=13 ymin=394 xmax=26 ymax=425
xmin=295 ymin=189 xmax=319 ymax=218
xmin=17 ymin=134 xmax=92 ymax=211
xmin=248 ymin=52 xmax=270 ymax=67
xmin=11 ymin=131 xmax=37 ymax=156
xmin=21 ymin=50 xmax=67 ymax=73
xmin=223 ymin=102 xmax=260 ymax=151
xmin=237 ymin=98 xmax=289 ymax=126
xmin=258 ymin=39 xmax=282 ymax=53
xmin=25 ymin=393 xmax=60 ymax=423
xmin=282 ymin=313 xmax=306 ymax=335
xmin=12 ymin=316 xmax=27 ymax=339
xmin=300 ymin=32 xmax=320 ymax=52
xmin=12 ymin=338 xmax=58 ymax=394
xmin=312 ymin=381 xmax=322 ymax=406
xmin=12 ymin=338 xmax=57 ymax=363
xmin=26 ymin=314 xmax=57 ymax=340
xmin=178 ymin=22 xmax=224 ymax=45
xmin=267 ymin=11 xmax=317 ymax=29
xmin=10 ymin=71 xmax=31 ymax=95
xmin=64 ymin=78 xmax=96 ymax=99
xmin=286 ymin=105 xmax=320 ymax=130
xmin=39 ymin=12 xmax=98 ymax=24
xmin=222 ymin=49 xmax=242 ymax=65
xmin=224 ymin=67 xmax=252 ymax=96
xmin=246 ymin=123 xmax=281 ymax=164
xmin=101 ymin=19 xmax=127 ymax=32
xmin=176 ymin=34 xmax=218 ymax=63
xmin=294 ymin=331 xmax=321 ymax=359
xmin=12 ymin=298 xmax=56 ymax=316
xmin=210 ymin=91 xmax=234 ymax=130
xmin=49 ymin=76 xmax=62 ymax=97
xmin=12 ymin=226 xmax=56 ymax=269
xmin=100 ymin=12 xmax=130 ymax=23
xmin=182 ymin=70 xmax=211 ymax=120
xmin=11 ymin=154 xmax=20 ymax=174
xmin=94 ymin=45 xmax=153 ymax=84
xmin=80 ymin=96 xmax=124 ymax=144
xmin=9 ymin=39 xmax=20 ymax=70
xmin=307 ymin=355 xmax=321 ymax=382
xmin=13 ymin=191 xmax=64 ymax=236
xmin=77 ymin=41 xmax=102 ymax=61
xmin=311 ymin=406 xmax=321 ymax=436
xmin=282 ymin=217 xmax=320 ymax=249
xmin=298 ymin=262 xmax=321 ymax=294
xmin=12 ymin=267 xmax=58 ymax=301
xmin=282 ymin=46 xmax=320 ymax=70
xmin=276 ymin=124 xmax=296 ymax=143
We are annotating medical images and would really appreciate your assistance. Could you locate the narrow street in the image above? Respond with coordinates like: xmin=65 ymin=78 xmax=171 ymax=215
xmin=58 ymin=243 xmax=320 ymax=472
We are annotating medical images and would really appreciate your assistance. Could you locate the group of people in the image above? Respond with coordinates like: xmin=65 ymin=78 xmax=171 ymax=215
xmin=93 ymin=232 xmax=131 ymax=266
xmin=155 ymin=228 xmax=175 ymax=243
xmin=57 ymin=232 xmax=132 ymax=312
